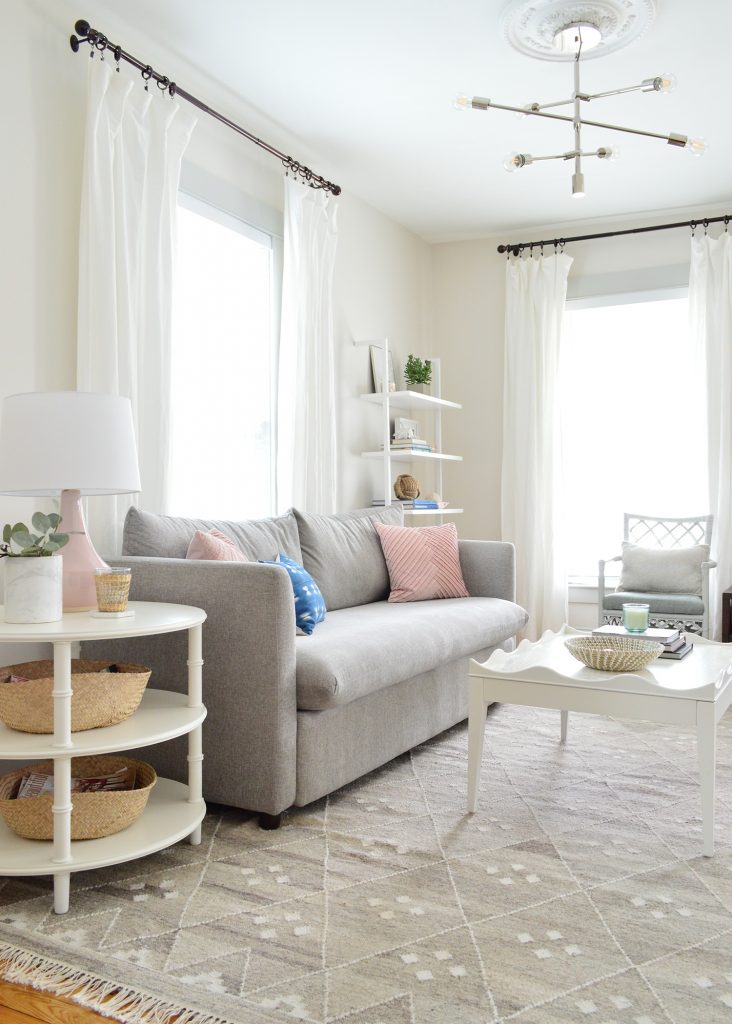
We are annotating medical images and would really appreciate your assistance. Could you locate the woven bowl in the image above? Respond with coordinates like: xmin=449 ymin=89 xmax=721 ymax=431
xmin=565 ymin=636 xmax=663 ymax=673
xmin=0 ymin=660 xmax=151 ymax=734
xmin=0 ymin=755 xmax=156 ymax=841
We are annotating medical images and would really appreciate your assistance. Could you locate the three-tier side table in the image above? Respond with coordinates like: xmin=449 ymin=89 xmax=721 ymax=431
xmin=0 ymin=601 xmax=206 ymax=914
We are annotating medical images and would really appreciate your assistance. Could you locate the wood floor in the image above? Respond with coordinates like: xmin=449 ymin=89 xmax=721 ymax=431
xmin=0 ymin=977 xmax=113 ymax=1023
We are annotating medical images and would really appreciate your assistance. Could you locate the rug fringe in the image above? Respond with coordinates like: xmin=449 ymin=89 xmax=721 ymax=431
xmin=0 ymin=942 xmax=235 ymax=1024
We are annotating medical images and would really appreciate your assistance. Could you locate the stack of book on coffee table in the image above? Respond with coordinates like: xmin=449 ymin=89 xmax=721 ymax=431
xmin=592 ymin=624 xmax=693 ymax=660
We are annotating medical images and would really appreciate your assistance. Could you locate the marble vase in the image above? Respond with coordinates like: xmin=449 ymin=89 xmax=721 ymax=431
xmin=4 ymin=556 xmax=63 ymax=623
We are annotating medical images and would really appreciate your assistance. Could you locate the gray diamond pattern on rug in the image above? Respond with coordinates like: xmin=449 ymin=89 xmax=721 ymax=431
xmin=2 ymin=702 xmax=732 ymax=1023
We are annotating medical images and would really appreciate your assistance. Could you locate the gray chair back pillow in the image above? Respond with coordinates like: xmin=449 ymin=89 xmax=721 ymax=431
xmin=122 ymin=506 xmax=303 ymax=563
xmin=294 ymin=505 xmax=404 ymax=611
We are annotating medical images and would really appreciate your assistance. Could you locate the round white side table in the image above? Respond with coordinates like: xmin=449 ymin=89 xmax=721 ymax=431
xmin=0 ymin=601 xmax=207 ymax=914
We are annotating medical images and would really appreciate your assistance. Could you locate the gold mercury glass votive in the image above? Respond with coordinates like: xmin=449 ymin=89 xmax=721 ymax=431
xmin=94 ymin=567 xmax=132 ymax=613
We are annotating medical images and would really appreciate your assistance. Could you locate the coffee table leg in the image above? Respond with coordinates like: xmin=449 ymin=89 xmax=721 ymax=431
xmin=467 ymin=679 xmax=486 ymax=813
xmin=560 ymin=711 xmax=568 ymax=744
xmin=697 ymin=702 xmax=716 ymax=857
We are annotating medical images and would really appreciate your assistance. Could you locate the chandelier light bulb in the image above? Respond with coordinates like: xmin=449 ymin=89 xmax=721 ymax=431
xmin=597 ymin=146 xmax=619 ymax=161
xmin=503 ymin=152 xmax=531 ymax=172
xmin=655 ymin=72 xmax=678 ymax=94
xmin=453 ymin=94 xmax=472 ymax=111
xmin=686 ymin=136 xmax=708 ymax=156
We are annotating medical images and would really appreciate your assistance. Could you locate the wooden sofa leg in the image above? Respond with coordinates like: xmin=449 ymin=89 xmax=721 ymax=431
xmin=259 ymin=812 xmax=284 ymax=831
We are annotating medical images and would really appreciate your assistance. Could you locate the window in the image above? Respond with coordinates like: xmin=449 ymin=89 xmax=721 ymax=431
xmin=560 ymin=292 xmax=708 ymax=583
xmin=169 ymin=192 xmax=279 ymax=520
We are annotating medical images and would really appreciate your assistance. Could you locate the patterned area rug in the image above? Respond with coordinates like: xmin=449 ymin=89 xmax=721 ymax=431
xmin=1 ymin=703 xmax=732 ymax=1024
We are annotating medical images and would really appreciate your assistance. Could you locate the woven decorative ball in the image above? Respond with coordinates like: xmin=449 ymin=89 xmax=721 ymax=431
xmin=0 ymin=755 xmax=157 ymax=841
xmin=394 ymin=474 xmax=420 ymax=500
xmin=565 ymin=636 xmax=663 ymax=673
xmin=0 ymin=660 xmax=151 ymax=734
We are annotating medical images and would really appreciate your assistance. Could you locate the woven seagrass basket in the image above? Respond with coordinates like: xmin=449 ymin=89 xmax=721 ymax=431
xmin=565 ymin=636 xmax=663 ymax=673
xmin=0 ymin=755 xmax=156 ymax=841
xmin=0 ymin=660 xmax=151 ymax=734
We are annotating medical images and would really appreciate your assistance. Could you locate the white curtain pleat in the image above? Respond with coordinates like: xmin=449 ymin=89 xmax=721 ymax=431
xmin=277 ymin=176 xmax=339 ymax=514
xmin=77 ymin=59 xmax=196 ymax=555
xmin=501 ymin=253 xmax=573 ymax=639
xmin=688 ymin=233 xmax=732 ymax=640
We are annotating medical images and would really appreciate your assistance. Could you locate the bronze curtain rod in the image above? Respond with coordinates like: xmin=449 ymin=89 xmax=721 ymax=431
xmin=497 ymin=213 xmax=732 ymax=256
xmin=69 ymin=19 xmax=341 ymax=197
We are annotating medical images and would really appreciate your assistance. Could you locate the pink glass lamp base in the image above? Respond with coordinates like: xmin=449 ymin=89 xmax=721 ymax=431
xmin=60 ymin=489 xmax=108 ymax=611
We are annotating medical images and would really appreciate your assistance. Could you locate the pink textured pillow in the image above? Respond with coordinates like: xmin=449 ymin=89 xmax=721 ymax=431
xmin=374 ymin=521 xmax=469 ymax=602
xmin=186 ymin=529 xmax=249 ymax=562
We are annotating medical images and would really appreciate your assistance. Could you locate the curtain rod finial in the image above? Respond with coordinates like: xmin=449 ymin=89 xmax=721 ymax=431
xmin=75 ymin=19 xmax=90 ymax=36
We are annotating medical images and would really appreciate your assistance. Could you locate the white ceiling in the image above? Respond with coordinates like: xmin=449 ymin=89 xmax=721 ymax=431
xmin=89 ymin=0 xmax=732 ymax=241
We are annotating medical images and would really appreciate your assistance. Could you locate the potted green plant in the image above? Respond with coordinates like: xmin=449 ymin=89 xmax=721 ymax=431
xmin=1 ymin=513 xmax=69 ymax=624
xmin=404 ymin=354 xmax=433 ymax=394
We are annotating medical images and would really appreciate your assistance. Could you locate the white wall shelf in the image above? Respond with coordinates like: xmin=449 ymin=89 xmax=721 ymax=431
xmin=360 ymin=391 xmax=462 ymax=412
xmin=406 ymin=508 xmax=464 ymax=516
xmin=361 ymin=450 xmax=463 ymax=463
xmin=359 ymin=339 xmax=463 ymax=523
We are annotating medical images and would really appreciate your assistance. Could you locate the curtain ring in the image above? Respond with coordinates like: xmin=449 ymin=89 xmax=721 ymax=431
xmin=703 ymin=218 xmax=709 ymax=236
xmin=725 ymin=216 xmax=730 ymax=233
xmin=157 ymin=76 xmax=170 ymax=92
xmin=113 ymin=45 xmax=121 ymax=71
xmin=690 ymin=220 xmax=697 ymax=237
xmin=141 ymin=65 xmax=153 ymax=91
xmin=540 ymin=243 xmax=544 ymax=257
xmin=559 ymin=239 xmax=566 ymax=251
xmin=553 ymin=240 xmax=558 ymax=253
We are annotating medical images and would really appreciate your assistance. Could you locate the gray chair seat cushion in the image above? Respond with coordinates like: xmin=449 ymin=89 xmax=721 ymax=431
xmin=605 ymin=591 xmax=703 ymax=615
xmin=296 ymin=597 xmax=527 ymax=710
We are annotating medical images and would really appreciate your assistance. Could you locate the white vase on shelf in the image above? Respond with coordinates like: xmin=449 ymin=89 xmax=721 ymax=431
xmin=3 ymin=556 xmax=63 ymax=623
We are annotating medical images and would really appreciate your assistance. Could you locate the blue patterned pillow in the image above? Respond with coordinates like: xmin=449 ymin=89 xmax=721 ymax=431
xmin=258 ymin=553 xmax=326 ymax=635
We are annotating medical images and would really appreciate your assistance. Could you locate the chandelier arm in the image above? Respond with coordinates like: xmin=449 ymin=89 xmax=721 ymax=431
xmin=585 ymin=83 xmax=652 ymax=101
xmin=471 ymin=98 xmax=687 ymax=145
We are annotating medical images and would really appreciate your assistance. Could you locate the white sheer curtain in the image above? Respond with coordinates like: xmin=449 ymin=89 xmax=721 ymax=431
xmin=501 ymin=252 xmax=573 ymax=639
xmin=77 ymin=58 xmax=196 ymax=555
xmin=689 ymin=232 xmax=732 ymax=640
xmin=277 ymin=177 xmax=339 ymax=513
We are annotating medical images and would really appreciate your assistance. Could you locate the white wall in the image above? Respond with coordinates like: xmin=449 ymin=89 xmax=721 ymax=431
xmin=429 ymin=204 xmax=732 ymax=624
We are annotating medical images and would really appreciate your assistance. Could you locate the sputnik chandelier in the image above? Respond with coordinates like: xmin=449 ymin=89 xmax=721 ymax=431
xmin=455 ymin=0 xmax=705 ymax=198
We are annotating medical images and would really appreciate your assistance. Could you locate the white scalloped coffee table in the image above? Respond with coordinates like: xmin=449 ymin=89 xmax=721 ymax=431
xmin=468 ymin=625 xmax=732 ymax=857
xmin=0 ymin=601 xmax=206 ymax=913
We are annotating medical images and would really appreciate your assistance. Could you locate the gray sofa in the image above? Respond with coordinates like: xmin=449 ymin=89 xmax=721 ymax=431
xmin=84 ymin=505 xmax=527 ymax=827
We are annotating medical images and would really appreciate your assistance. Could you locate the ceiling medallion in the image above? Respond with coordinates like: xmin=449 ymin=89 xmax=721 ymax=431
xmin=501 ymin=0 xmax=656 ymax=62
xmin=454 ymin=1 xmax=706 ymax=198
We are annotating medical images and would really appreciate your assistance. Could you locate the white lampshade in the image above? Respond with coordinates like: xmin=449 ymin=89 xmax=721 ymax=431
xmin=0 ymin=392 xmax=141 ymax=496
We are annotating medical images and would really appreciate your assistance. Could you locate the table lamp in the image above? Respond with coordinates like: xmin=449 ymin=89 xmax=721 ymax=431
xmin=0 ymin=392 xmax=141 ymax=611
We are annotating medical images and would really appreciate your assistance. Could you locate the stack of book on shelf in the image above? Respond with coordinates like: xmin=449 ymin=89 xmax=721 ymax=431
xmin=372 ymin=498 xmax=441 ymax=510
xmin=380 ymin=437 xmax=434 ymax=454
xmin=592 ymin=624 xmax=693 ymax=660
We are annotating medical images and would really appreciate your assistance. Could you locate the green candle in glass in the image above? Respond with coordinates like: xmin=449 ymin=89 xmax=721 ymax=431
xmin=623 ymin=602 xmax=650 ymax=632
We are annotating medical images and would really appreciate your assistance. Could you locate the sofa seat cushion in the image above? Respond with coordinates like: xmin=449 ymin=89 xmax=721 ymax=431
xmin=605 ymin=591 xmax=703 ymax=616
xmin=295 ymin=597 xmax=527 ymax=710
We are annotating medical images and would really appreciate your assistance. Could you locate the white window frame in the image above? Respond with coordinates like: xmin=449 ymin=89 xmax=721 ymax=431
xmin=563 ymin=282 xmax=692 ymax=601
xmin=174 ymin=164 xmax=283 ymax=517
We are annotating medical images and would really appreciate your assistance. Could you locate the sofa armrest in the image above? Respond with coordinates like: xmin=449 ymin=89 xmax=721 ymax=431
xmin=82 ymin=556 xmax=297 ymax=815
xmin=458 ymin=540 xmax=517 ymax=602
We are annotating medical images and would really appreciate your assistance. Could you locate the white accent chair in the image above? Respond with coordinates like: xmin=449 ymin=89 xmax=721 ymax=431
xmin=598 ymin=513 xmax=716 ymax=638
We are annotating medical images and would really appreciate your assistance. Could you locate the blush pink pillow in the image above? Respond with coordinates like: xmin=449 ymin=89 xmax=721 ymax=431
xmin=186 ymin=529 xmax=249 ymax=562
xmin=374 ymin=521 xmax=469 ymax=602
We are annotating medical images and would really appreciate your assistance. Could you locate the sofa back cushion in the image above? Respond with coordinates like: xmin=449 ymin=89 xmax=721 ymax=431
xmin=123 ymin=506 xmax=302 ymax=563
xmin=293 ymin=505 xmax=404 ymax=611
